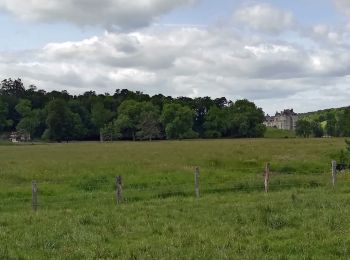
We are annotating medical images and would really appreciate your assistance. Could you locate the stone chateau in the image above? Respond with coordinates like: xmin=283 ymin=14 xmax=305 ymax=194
xmin=264 ymin=109 xmax=299 ymax=131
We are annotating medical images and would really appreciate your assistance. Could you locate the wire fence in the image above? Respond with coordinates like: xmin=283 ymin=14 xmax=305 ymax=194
xmin=1 ymin=161 xmax=349 ymax=211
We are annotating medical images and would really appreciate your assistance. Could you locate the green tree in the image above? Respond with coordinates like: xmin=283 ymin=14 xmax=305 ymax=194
xmin=0 ymin=99 xmax=12 ymax=131
xmin=15 ymin=99 xmax=32 ymax=117
xmin=69 ymin=100 xmax=92 ymax=138
xmin=100 ymin=121 xmax=121 ymax=141
xmin=45 ymin=99 xmax=83 ymax=142
xmin=115 ymin=100 xmax=160 ymax=141
xmin=1 ymin=77 xmax=278 ymax=142
xmin=136 ymin=110 xmax=161 ymax=141
xmin=192 ymin=97 xmax=215 ymax=137
xmin=337 ymin=139 xmax=350 ymax=165
xmin=311 ymin=121 xmax=323 ymax=138
xmin=337 ymin=108 xmax=350 ymax=137
xmin=1 ymin=78 xmax=25 ymax=97
xmin=226 ymin=100 xmax=266 ymax=138
xmin=203 ymin=106 xmax=228 ymax=138
xmin=296 ymin=120 xmax=312 ymax=138
xmin=326 ymin=113 xmax=337 ymax=136
xmin=91 ymin=102 xmax=114 ymax=141
xmin=72 ymin=115 xmax=86 ymax=139
xmin=160 ymin=103 xmax=197 ymax=139
xmin=115 ymin=100 xmax=142 ymax=141
xmin=15 ymin=99 xmax=40 ymax=138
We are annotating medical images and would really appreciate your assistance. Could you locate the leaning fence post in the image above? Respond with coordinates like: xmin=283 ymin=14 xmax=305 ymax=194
xmin=32 ymin=180 xmax=38 ymax=211
xmin=264 ymin=163 xmax=270 ymax=193
xmin=195 ymin=167 xmax=200 ymax=198
xmin=116 ymin=176 xmax=123 ymax=204
xmin=332 ymin=160 xmax=337 ymax=187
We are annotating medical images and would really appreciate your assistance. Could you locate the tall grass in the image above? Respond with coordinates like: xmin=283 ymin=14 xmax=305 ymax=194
xmin=264 ymin=127 xmax=296 ymax=138
xmin=0 ymin=138 xmax=349 ymax=258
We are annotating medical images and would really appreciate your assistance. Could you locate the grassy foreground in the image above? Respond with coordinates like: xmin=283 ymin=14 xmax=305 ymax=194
xmin=1 ymin=139 xmax=350 ymax=259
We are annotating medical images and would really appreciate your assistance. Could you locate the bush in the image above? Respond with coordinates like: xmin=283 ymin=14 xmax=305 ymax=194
xmin=337 ymin=139 xmax=350 ymax=165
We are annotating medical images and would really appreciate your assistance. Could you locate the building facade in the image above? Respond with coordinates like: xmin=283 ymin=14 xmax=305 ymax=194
xmin=264 ymin=109 xmax=299 ymax=130
xmin=9 ymin=132 xmax=31 ymax=143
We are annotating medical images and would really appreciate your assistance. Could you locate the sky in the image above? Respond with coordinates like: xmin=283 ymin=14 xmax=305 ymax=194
xmin=1 ymin=0 xmax=350 ymax=114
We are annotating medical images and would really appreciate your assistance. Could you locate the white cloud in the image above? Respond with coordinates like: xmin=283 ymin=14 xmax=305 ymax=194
xmin=2 ymin=22 xmax=350 ymax=114
xmin=308 ymin=24 xmax=350 ymax=46
xmin=0 ymin=0 xmax=196 ymax=29
xmin=2 ymin=2 xmax=350 ymax=113
xmin=334 ymin=0 xmax=350 ymax=17
xmin=233 ymin=3 xmax=294 ymax=34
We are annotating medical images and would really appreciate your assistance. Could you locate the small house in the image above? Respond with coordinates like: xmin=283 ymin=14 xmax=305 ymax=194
xmin=9 ymin=132 xmax=31 ymax=143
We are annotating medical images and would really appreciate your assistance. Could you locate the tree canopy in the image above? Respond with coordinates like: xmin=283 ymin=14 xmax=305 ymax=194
xmin=0 ymin=78 xmax=267 ymax=141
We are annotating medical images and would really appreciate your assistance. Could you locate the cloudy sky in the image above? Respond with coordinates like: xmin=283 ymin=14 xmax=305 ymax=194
xmin=1 ymin=0 xmax=350 ymax=114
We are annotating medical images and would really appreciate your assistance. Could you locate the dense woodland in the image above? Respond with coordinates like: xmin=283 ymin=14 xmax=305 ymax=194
xmin=0 ymin=78 xmax=266 ymax=141
xmin=297 ymin=106 xmax=350 ymax=138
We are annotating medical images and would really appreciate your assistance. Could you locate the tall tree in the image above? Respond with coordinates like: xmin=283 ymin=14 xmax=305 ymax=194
xmin=326 ymin=113 xmax=337 ymax=136
xmin=337 ymin=108 xmax=350 ymax=137
xmin=161 ymin=103 xmax=197 ymax=139
xmin=69 ymin=100 xmax=93 ymax=138
xmin=311 ymin=121 xmax=323 ymax=138
xmin=193 ymin=97 xmax=215 ymax=137
xmin=136 ymin=109 xmax=161 ymax=141
xmin=226 ymin=100 xmax=266 ymax=138
xmin=91 ymin=102 xmax=114 ymax=141
xmin=115 ymin=100 xmax=159 ymax=141
xmin=0 ymin=78 xmax=25 ymax=128
xmin=0 ymin=99 xmax=12 ymax=131
xmin=296 ymin=119 xmax=312 ymax=138
xmin=115 ymin=100 xmax=142 ymax=141
xmin=44 ymin=99 xmax=77 ymax=142
xmin=15 ymin=99 xmax=41 ymax=138
xmin=203 ymin=106 xmax=228 ymax=138
xmin=100 ymin=121 xmax=121 ymax=141
xmin=1 ymin=78 xmax=26 ymax=97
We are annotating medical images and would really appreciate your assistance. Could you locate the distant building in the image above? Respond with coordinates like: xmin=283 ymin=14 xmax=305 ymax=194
xmin=9 ymin=132 xmax=31 ymax=143
xmin=264 ymin=109 xmax=299 ymax=130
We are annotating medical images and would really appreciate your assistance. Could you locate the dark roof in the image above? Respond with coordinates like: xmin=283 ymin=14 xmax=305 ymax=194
xmin=275 ymin=109 xmax=297 ymax=116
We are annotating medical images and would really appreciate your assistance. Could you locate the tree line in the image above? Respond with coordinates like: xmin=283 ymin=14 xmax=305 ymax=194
xmin=0 ymin=78 xmax=266 ymax=142
xmin=296 ymin=107 xmax=350 ymax=138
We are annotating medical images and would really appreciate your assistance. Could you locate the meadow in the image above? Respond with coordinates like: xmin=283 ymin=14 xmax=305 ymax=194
xmin=264 ymin=127 xmax=296 ymax=138
xmin=1 ymin=138 xmax=350 ymax=259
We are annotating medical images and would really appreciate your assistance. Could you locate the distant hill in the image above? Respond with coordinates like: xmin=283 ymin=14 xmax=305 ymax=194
xmin=299 ymin=106 xmax=349 ymax=122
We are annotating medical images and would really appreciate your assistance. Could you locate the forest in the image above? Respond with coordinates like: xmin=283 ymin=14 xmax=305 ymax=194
xmin=0 ymin=78 xmax=266 ymax=141
xmin=297 ymin=106 xmax=350 ymax=138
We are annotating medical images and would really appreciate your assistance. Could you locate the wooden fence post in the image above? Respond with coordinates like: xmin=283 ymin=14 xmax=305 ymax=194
xmin=332 ymin=160 xmax=337 ymax=187
xmin=264 ymin=163 xmax=270 ymax=193
xmin=116 ymin=176 xmax=123 ymax=204
xmin=195 ymin=167 xmax=200 ymax=198
xmin=32 ymin=180 xmax=38 ymax=211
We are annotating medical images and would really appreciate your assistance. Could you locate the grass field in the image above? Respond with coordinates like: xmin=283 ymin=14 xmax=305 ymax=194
xmin=264 ymin=127 xmax=296 ymax=138
xmin=1 ymin=138 xmax=350 ymax=259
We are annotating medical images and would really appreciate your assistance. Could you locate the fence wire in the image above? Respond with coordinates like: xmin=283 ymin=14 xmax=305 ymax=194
xmin=1 ymin=166 xmax=350 ymax=210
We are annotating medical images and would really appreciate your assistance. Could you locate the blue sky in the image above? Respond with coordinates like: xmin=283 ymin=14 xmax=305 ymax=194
xmin=1 ymin=0 xmax=350 ymax=114
xmin=0 ymin=14 xmax=101 ymax=50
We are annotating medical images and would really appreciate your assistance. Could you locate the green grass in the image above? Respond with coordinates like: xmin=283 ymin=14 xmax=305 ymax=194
xmin=264 ymin=127 xmax=296 ymax=138
xmin=1 ymin=139 xmax=350 ymax=259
